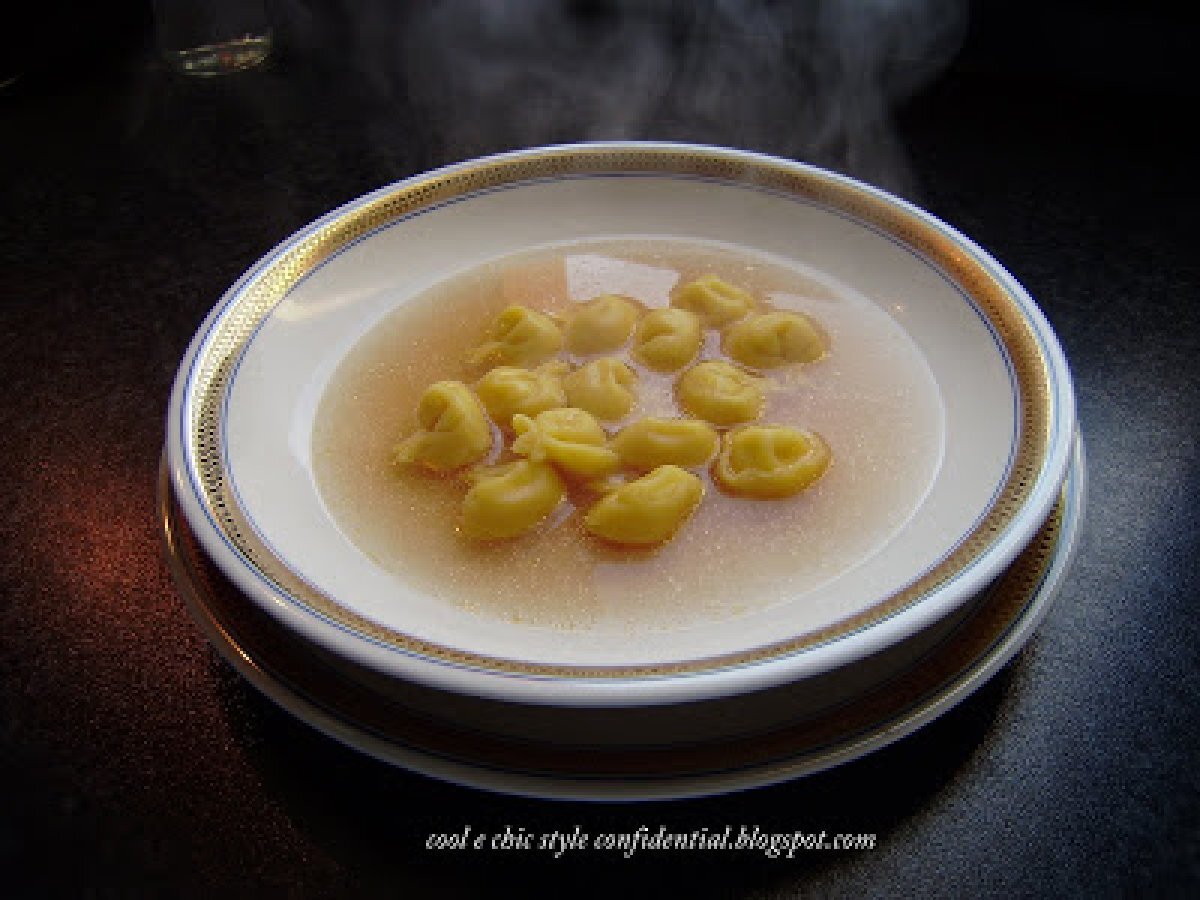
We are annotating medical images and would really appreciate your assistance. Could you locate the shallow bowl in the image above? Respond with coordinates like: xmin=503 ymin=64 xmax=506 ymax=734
xmin=165 ymin=142 xmax=1075 ymax=708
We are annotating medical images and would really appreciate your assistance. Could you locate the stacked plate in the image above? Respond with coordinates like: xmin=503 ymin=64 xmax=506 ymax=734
xmin=162 ymin=143 xmax=1082 ymax=801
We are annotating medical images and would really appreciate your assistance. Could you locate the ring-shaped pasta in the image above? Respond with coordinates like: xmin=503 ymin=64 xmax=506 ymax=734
xmin=465 ymin=305 xmax=563 ymax=369
xmin=392 ymin=380 xmax=493 ymax=473
xmin=671 ymin=275 xmax=755 ymax=328
xmin=713 ymin=425 xmax=831 ymax=498
xmin=723 ymin=311 xmax=827 ymax=369
xmin=565 ymin=294 xmax=640 ymax=355
xmin=563 ymin=357 xmax=638 ymax=421
xmin=461 ymin=460 xmax=565 ymax=539
xmin=511 ymin=407 xmax=620 ymax=479
xmin=583 ymin=465 xmax=704 ymax=545
xmin=611 ymin=417 xmax=718 ymax=469
xmin=475 ymin=361 xmax=569 ymax=428
xmin=675 ymin=360 xmax=765 ymax=426
xmin=631 ymin=307 xmax=702 ymax=371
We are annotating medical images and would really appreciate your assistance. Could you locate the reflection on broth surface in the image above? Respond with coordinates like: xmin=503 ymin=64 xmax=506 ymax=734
xmin=312 ymin=239 xmax=944 ymax=630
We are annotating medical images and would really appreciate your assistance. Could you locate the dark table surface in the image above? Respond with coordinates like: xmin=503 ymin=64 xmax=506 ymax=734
xmin=3 ymin=2 xmax=1198 ymax=896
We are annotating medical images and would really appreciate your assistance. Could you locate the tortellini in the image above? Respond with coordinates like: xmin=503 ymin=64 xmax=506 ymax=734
xmin=723 ymin=311 xmax=826 ymax=369
xmin=396 ymin=267 xmax=836 ymax=550
xmin=465 ymin=305 xmax=563 ymax=369
xmin=564 ymin=294 xmax=640 ymax=355
xmin=676 ymin=360 xmax=765 ymax=426
xmin=461 ymin=460 xmax=565 ymax=539
xmin=393 ymin=381 xmax=493 ymax=473
xmin=671 ymin=275 xmax=755 ymax=328
xmin=631 ymin=308 xmax=702 ymax=371
xmin=584 ymin=465 xmax=704 ymax=545
xmin=475 ymin=362 xmax=568 ymax=428
xmin=612 ymin=417 xmax=718 ymax=470
xmin=511 ymin=408 xmax=619 ymax=479
xmin=563 ymin=357 xmax=638 ymax=421
xmin=713 ymin=425 xmax=831 ymax=498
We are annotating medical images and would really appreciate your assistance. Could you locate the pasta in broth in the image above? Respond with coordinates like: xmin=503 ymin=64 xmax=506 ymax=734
xmin=312 ymin=239 xmax=945 ymax=630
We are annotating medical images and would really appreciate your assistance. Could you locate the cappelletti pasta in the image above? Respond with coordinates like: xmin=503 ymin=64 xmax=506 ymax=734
xmin=713 ymin=425 xmax=832 ymax=498
xmin=389 ymin=259 xmax=834 ymax=550
xmin=392 ymin=380 xmax=492 ymax=473
xmin=466 ymin=304 xmax=563 ymax=369
xmin=611 ymin=417 xmax=718 ymax=470
xmin=583 ymin=465 xmax=704 ymax=545
xmin=631 ymin=307 xmax=703 ymax=371
xmin=511 ymin=408 xmax=620 ymax=479
xmin=563 ymin=357 xmax=638 ymax=421
xmin=461 ymin=460 xmax=565 ymax=538
xmin=723 ymin=311 xmax=826 ymax=369
xmin=565 ymin=294 xmax=640 ymax=354
xmin=474 ymin=361 xmax=569 ymax=427
xmin=671 ymin=275 xmax=755 ymax=327
xmin=676 ymin=360 xmax=765 ymax=426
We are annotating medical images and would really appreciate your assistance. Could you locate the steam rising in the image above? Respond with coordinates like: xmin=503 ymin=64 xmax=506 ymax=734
xmin=388 ymin=0 xmax=967 ymax=196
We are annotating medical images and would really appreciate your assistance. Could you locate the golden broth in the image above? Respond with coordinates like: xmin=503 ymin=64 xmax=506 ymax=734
xmin=311 ymin=239 xmax=944 ymax=630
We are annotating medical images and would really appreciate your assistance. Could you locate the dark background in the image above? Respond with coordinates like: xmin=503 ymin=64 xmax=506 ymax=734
xmin=2 ymin=1 xmax=1197 ymax=896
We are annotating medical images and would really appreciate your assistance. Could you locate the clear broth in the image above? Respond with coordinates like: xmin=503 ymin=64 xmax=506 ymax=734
xmin=312 ymin=239 xmax=944 ymax=630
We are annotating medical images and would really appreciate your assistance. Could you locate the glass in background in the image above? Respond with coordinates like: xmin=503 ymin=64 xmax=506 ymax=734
xmin=153 ymin=0 xmax=272 ymax=76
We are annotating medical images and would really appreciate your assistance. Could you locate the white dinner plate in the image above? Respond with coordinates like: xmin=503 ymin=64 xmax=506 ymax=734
xmin=159 ymin=434 xmax=1084 ymax=801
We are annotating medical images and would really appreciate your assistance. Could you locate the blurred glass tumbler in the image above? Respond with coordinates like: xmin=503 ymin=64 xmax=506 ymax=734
xmin=154 ymin=0 xmax=272 ymax=76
